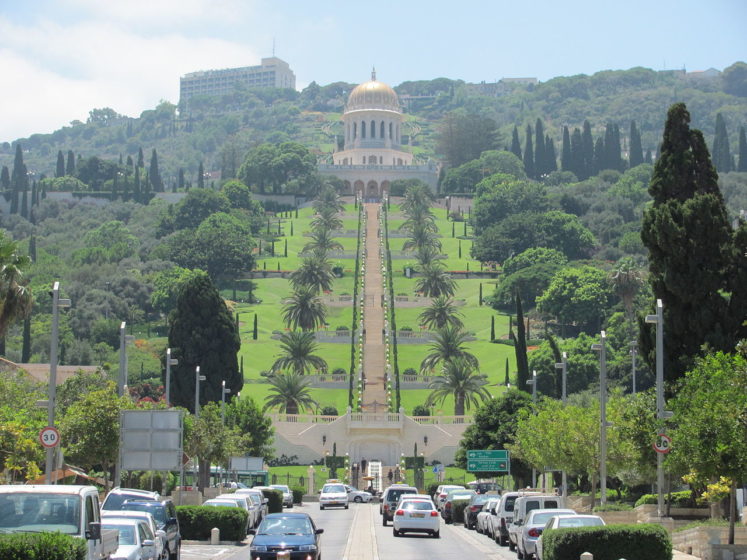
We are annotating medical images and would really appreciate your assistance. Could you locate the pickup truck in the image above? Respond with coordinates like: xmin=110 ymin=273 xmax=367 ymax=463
xmin=0 ymin=484 xmax=119 ymax=560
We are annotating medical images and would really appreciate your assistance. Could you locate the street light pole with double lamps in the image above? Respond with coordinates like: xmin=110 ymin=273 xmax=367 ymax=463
xmin=165 ymin=348 xmax=178 ymax=405
xmin=195 ymin=366 xmax=206 ymax=417
xmin=591 ymin=331 xmax=609 ymax=507
xmin=526 ymin=370 xmax=537 ymax=488
xmin=554 ymin=352 xmax=568 ymax=497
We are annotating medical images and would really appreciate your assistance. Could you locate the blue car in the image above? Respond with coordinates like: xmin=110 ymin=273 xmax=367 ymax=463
xmin=249 ymin=512 xmax=323 ymax=560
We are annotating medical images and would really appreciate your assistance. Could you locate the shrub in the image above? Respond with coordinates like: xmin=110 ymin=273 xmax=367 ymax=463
xmin=176 ymin=505 xmax=248 ymax=541
xmin=542 ymin=524 xmax=671 ymax=560
xmin=403 ymin=367 xmax=417 ymax=376
xmin=412 ymin=405 xmax=430 ymax=416
xmin=0 ymin=532 xmax=86 ymax=560
xmin=593 ymin=503 xmax=633 ymax=512
xmin=335 ymin=326 xmax=349 ymax=332
xmin=332 ymin=266 xmax=343 ymax=277
xmin=291 ymin=487 xmax=304 ymax=504
xmin=634 ymin=490 xmax=696 ymax=508
xmin=321 ymin=406 xmax=338 ymax=416
xmin=400 ymin=326 xmax=413 ymax=331
xmin=261 ymin=488 xmax=284 ymax=514
xmin=451 ymin=500 xmax=469 ymax=523
xmin=331 ymin=368 xmax=347 ymax=376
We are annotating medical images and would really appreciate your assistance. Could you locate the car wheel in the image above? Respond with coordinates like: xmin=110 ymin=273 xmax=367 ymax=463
xmin=345 ymin=504 xmax=349 ymax=509
xmin=509 ymin=539 xmax=516 ymax=552
xmin=432 ymin=530 xmax=440 ymax=538
xmin=168 ymin=544 xmax=180 ymax=560
xmin=393 ymin=528 xmax=399 ymax=537
xmin=354 ymin=496 xmax=362 ymax=503
xmin=499 ymin=535 xmax=508 ymax=546
xmin=517 ymin=544 xmax=525 ymax=560
xmin=319 ymin=505 xmax=324 ymax=510
xmin=382 ymin=517 xmax=387 ymax=526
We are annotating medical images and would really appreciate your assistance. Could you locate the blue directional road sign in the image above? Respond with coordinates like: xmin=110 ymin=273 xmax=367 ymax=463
xmin=467 ymin=449 xmax=510 ymax=473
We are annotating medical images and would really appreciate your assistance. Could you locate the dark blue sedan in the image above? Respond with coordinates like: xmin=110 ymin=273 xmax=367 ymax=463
xmin=249 ymin=513 xmax=323 ymax=560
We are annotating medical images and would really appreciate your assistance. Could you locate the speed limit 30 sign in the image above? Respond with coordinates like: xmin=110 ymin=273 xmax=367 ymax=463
xmin=39 ymin=426 xmax=60 ymax=448
xmin=653 ymin=433 xmax=671 ymax=454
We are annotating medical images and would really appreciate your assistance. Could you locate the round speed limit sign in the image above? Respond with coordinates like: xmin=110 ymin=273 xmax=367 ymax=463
xmin=653 ymin=433 xmax=671 ymax=454
xmin=39 ymin=426 xmax=60 ymax=448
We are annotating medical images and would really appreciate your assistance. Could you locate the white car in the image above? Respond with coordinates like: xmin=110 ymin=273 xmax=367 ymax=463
xmin=515 ymin=508 xmax=576 ymax=560
xmin=392 ymin=498 xmax=440 ymax=538
xmin=433 ymin=484 xmax=465 ymax=511
xmin=535 ymin=514 xmax=605 ymax=560
xmin=319 ymin=482 xmax=348 ymax=510
xmin=102 ymin=518 xmax=158 ymax=560
xmin=270 ymin=485 xmax=293 ymax=508
xmin=102 ymin=510 xmax=166 ymax=560
xmin=345 ymin=485 xmax=373 ymax=503
xmin=476 ymin=497 xmax=501 ymax=537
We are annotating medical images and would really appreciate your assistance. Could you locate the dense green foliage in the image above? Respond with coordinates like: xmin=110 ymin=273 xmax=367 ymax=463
xmin=0 ymin=532 xmax=86 ymax=560
xmin=541 ymin=524 xmax=671 ymax=560
xmin=176 ymin=505 xmax=248 ymax=541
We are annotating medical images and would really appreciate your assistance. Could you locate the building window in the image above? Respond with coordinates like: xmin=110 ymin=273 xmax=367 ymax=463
xmin=371 ymin=120 xmax=376 ymax=138
xmin=380 ymin=121 xmax=385 ymax=138
xmin=362 ymin=121 xmax=366 ymax=139
xmin=389 ymin=122 xmax=393 ymax=139
xmin=362 ymin=156 xmax=366 ymax=164
xmin=353 ymin=122 xmax=357 ymax=138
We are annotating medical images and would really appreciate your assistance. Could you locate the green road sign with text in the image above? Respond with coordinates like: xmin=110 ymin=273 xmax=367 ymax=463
xmin=467 ymin=449 xmax=510 ymax=473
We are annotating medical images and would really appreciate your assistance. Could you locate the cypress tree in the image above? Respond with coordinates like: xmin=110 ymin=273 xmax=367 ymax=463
xmin=479 ymin=282 xmax=483 ymax=305
xmin=20 ymin=189 xmax=28 ymax=219
xmin=21 ymin=317 xmax=31 ymax=363
xmin=504 ymin=358 xmax=510 ymax=386
xmin=66 ymin=150 xmax=75 ymax=175
xmin=290 ymin=222 xmax=294 ymax=236
xmin=640 ymin=102 xmax=739 ymax=385
xmin=284 ymin=239 xmax=288 ymax=257
xmin=137 ymin=147 xmax=145 ymax=168
xmin=490 ymin=315 xmax=495 ymax=341
xmin=644 ymin=149 xmax=653 ymax=164
xmin=629 ymin=120 xmax=644 ymax=168
xmin=514 ymin=291 xmax=530 ymax=389
xmin=712 ymin=113 xmax=732 ymax=172
xmin=523 ymin=124 xmax=534 ymax=179
xmin=55 ymin=150 xmax=65 ymax=177
xmin=11 ymin=144 xmax=27 ymax=214
xmin=253 ymin=314 xmax=258 ymax=340
xmin=511 ymin=126 xmax=522 ymax=160
xmin=197 ymin=162 xmax=205 ymax=189
xmin=581 ymin=120 xmax=594 ymax=180
xmin=0 ymin=166 xmax=9 ymax=189
xmin=738 ymin=127 xmax=747 ymax=172
xmin=178 ymin=168 xmax=185 ymax=191
xmin=561 ymin=126 xmax=572 ymax=172
xmin=534 ymin=119 xmax=545 ymax=177
xmin=28 ymin=235 xmax=36 ymax=262
xmin=593 ymin=137 xmax=605 ymax=176
xmin=458 ymin=240 xmax=462 ymax=258
xmin=603 ymin=122 xmax=615 ymax=171
xmin=149 ymin=149 xmax=163 ymax=192
xmin=570 ymin=127 xmax=584 ymax=179
xmin=545 ymin=134 xmax=557 ymax=172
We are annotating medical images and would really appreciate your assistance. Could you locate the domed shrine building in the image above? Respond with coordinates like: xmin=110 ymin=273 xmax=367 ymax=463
xmin=318 ymin=71 xmax=438 ymax=200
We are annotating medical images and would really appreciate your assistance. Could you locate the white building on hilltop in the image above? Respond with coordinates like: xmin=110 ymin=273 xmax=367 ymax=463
xmin=319 ymin=70 xmax=439 ymax=199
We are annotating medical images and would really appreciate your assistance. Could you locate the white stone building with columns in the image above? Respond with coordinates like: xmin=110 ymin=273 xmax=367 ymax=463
xmin=318 ymin=71 xmax=439 ymax=199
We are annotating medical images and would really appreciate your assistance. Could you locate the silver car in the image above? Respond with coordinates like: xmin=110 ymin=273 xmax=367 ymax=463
xmin=102 ymin=518 xmax=158 ymax=560
xmin=515 ymin=508 xmax=576 ymax=560
xmin=270 ymin=485 xmax=293 ymax=508
xmin=102 ymin=511 xmax=166 ymax=560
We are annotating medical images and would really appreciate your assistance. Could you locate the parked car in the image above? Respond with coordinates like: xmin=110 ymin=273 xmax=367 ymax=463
xmin=508 ymin=495 xmax=568 ymax=552
xmin=101 ymin=488 xmax=160 ymax=511
xmin=392 ymin=498 xmax=440 ymax=538
xmin=380 ymin=484 xmax=418 ymax=526
xmin=102 ymin=518 xmax=158 ymax=560
xmin=270 ymin=485 xmax=293 ymax=508
xmin=121 ymin=499 xmax=181 ymax=560
xmin=464 ymin=493 xmax=491 ymax=529
xmin=535 ymin=515 xmax=605 ymax=560
xmin=346 ymin=485 xmax=373 ymax=503
xmin=397 ymin=494 xmax=434 ymax=506
xmin=515 ymin=508 xmax=576 ymax=560
xmin=216 ymin=494 xmax=255 ymax=530
xmin=248 ymin=512 xmax=323 ymax=560
xmin=476 ymin=497 xmax=501 ymax=537
xmin=102 ymin=510 xmax=167 ymax=560
xmin=492 ymin=491 xmax=542 ymax=546
xmin=234 ymin=489 xmax=267 ymax=526
xmin=441 ymin=489 xmax=476 ymax=524
xmin=319 ymin=482 xmax=349 ymax=510
xmin=433 ymin=484 xmax=465 ymax=511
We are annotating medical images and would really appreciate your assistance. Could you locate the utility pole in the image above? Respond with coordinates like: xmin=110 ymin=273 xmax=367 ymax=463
xmin=592 ymin=332 xmax=608 ymax=507
xmin=527 ymin=370 xmax=537 ymax=488
xmin=118 ymin=322 xmax=127 ymax=396
xmin=554 ymin=352 xmax=568 ymax=497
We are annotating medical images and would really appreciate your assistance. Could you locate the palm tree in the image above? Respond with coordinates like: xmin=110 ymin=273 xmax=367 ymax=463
xmin=271 ymin=331 xmax=328 ymax=376
xmin=419 ymin=296 xmax=464 ymax=330
xmin=426 ymin=357 xmax=490 ymax=415
xmin=313 ymin=185 xmax=344 ymax=214
xmin=415 ymin=264 xmax=455 ymax=298
xmin=402 ymin=222 xmax=441 ymax=253
xmin=415 ymin=245 xmax=446 ymax=268
xmin=0 ymin=235 xmax=32 ymax=338
xmin=420 ymin=325 xmax=479 ymax=374
xmin=290 ymin=253 xmax=335 ymax=293
xmin=282 ymin=285 xmax=327 ymax=331
xmin=609 ymin=257 xmax=644 ymax=320
xmin=401 ymin=183 xmax=433 ymax=216
xmin=303 ymin=229 xmax=343 ymax=255
xmin=263 ymin=371 xmax=318 ymax=414
xmin=311 ymin=207 xmax=343 ymax=233
xmin=400 ymin=206 xmax=437 ymax=234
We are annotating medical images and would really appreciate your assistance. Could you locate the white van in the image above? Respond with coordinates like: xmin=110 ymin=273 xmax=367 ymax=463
xmin=492 ymin=490 xmax=542 ymax=546
xmin=507 ymin=494 xmax=567 ymax=552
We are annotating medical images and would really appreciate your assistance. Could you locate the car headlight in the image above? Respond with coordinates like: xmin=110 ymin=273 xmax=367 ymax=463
xmin=250 ymin=545 xmax=267 ymax=552
xmin=299 ymin=544 xmax=317 ymax=552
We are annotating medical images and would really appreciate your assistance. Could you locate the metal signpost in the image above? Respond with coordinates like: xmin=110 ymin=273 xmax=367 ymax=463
xmin=467 ymin=450 xmax=510 ymax=473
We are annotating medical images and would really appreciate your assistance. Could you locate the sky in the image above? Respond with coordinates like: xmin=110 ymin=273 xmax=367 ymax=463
xmin=1 ymin=0 xmax=745 ymax=142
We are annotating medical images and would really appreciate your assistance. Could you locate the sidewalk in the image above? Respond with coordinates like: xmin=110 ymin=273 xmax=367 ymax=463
xmin=342 ymin=501 xmax=379 ymax=560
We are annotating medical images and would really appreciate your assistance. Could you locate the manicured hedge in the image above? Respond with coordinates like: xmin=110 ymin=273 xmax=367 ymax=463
xmin=261 ymin=488 xmax=284 ymax=513
xmin=635 ymin=490 xmax=696 ymax=508
xmin=542 ymin=523 xmax=671 ymax=560
xmin=291 ymin=487 xmax=304 ymax=504
xmin=0 ymin=532 xmax=86 ymax=560
xmin=176 ymin=505 xmax=248 ymax=541
xmin=451 ymin=500 xmax=469 ymax=523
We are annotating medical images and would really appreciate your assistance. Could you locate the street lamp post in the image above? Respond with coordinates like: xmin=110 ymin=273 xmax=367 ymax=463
xmin=220 ymin=380 xmax=231 ymax=485
xmin=527 ymin=370 xmax=537 ymax=488
xmin=592 ymin=331 xmax=608 ymax=507
xmin=195 ymin=366 xmax=206 ymax=417
xmin=554 ymin=352 xmax=568 ymax=497
xmin=118 ymin=322 xmax=127 ymax=396
xmin=165 ymin=348 xmax=178 ymax=405
xmin=45 ymin=282 xmax=71 ymax=484
xmin=645 ymin=299 xmax=670 ymax=518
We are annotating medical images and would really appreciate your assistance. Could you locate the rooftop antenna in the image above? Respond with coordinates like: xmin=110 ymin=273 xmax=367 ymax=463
xmin=372 ymin=66 xmax=376 ymax=81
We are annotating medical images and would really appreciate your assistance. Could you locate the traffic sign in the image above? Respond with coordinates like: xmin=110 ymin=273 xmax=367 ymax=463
xmin=39 ymin=426 xmax=60 ymax=448
xmin=653 ymin=433 xmax=672 ymax=454
xmin=467 ymin=449 xmax=510 ymax=472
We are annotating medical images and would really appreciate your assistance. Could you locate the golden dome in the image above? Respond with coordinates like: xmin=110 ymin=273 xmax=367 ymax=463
xmin=346 ymin=69 xmax=400 ymax=112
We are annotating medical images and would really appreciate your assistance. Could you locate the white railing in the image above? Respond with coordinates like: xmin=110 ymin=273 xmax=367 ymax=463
xmin=269 ymin=412 xmax=472 ymax=425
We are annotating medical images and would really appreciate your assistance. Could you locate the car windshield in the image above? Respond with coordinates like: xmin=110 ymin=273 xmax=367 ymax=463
xmin=559 ymin=517 xmax=604 ymax=528
xmin=104 ymin=524 xmax=136 ymax=545
xmin=121 ymin=503 xmax=166 ymax=524
xmin=387 ymin=489 xmax=415 ymax=502
xmin=532 ymin=512 xmax=566 ymax=524
xmin=272 ymin=486 xmax=290 ymax=492
xmin=247 ymin=494 xmax=261 ymax=505
xmin=323 ymin=485 xmax=345 ymax=493
xmin=103 ymin=493 xmax=155 ymax=510
xmin=0 ymin=494 xmax=80 ymax=534
xmin=258 ymin=517 xmax=312 ymax=535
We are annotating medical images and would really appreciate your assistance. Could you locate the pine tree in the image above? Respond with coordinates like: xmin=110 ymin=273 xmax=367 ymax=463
xmin=511 ymin=126 xmax=522 ymax=160
xmin=581 ymin=120 xmax=594 ymax=180
xmin=56 ymin=151 xmax=65 ymax=178
xmin=640 ymin=102 xmax=739 ymax=384
xmin=66 ymin=150 xmax=75 ymax=175
xmin=561 ymin=126 xmax=572 ymax=173
xmin=593 ymin=137 xmax=605 ymax=176
xmin=178 ymin=168 xmax=185 ymax=191
xmin=545 ymin=134 xmax=557 ymax=172
xmin=738 ymin=127 xmax=747 ymax=172
xmin=570 ymin=127 xmax=584 ymax=179
xmin=149 ymin=149 xmax=163 ymax=192
xmin=534 ymin=119 xmax=545 ymax=177
xmin=197 ymin=162 xmax=205 ymax=189
xmin=712 ymin=113 xmax=732 ymax=173
xmin=523 ymin=125 xmax=534 ymax=179
xmin=629 ymin=120 xmax=644 ymax=168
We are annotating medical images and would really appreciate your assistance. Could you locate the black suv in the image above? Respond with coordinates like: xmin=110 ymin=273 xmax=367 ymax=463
xmin=122 ymin=499 xmax=181 ymax=560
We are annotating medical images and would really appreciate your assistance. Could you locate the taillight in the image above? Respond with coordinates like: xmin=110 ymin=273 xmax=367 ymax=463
xmin=444 ymin=503 xmax=451 ymax=511
xmin=395 ymin=509 xmax=404 ymax=516
xmin=430 ymin=511 xmax=439 ymax=517
xmin=528 ymin=528 xmax=540 ymax=538
xmin=470 ymin=506 xmax=479 ymax=512
xmin=439 ymin=493 xmax=447 ymax=499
